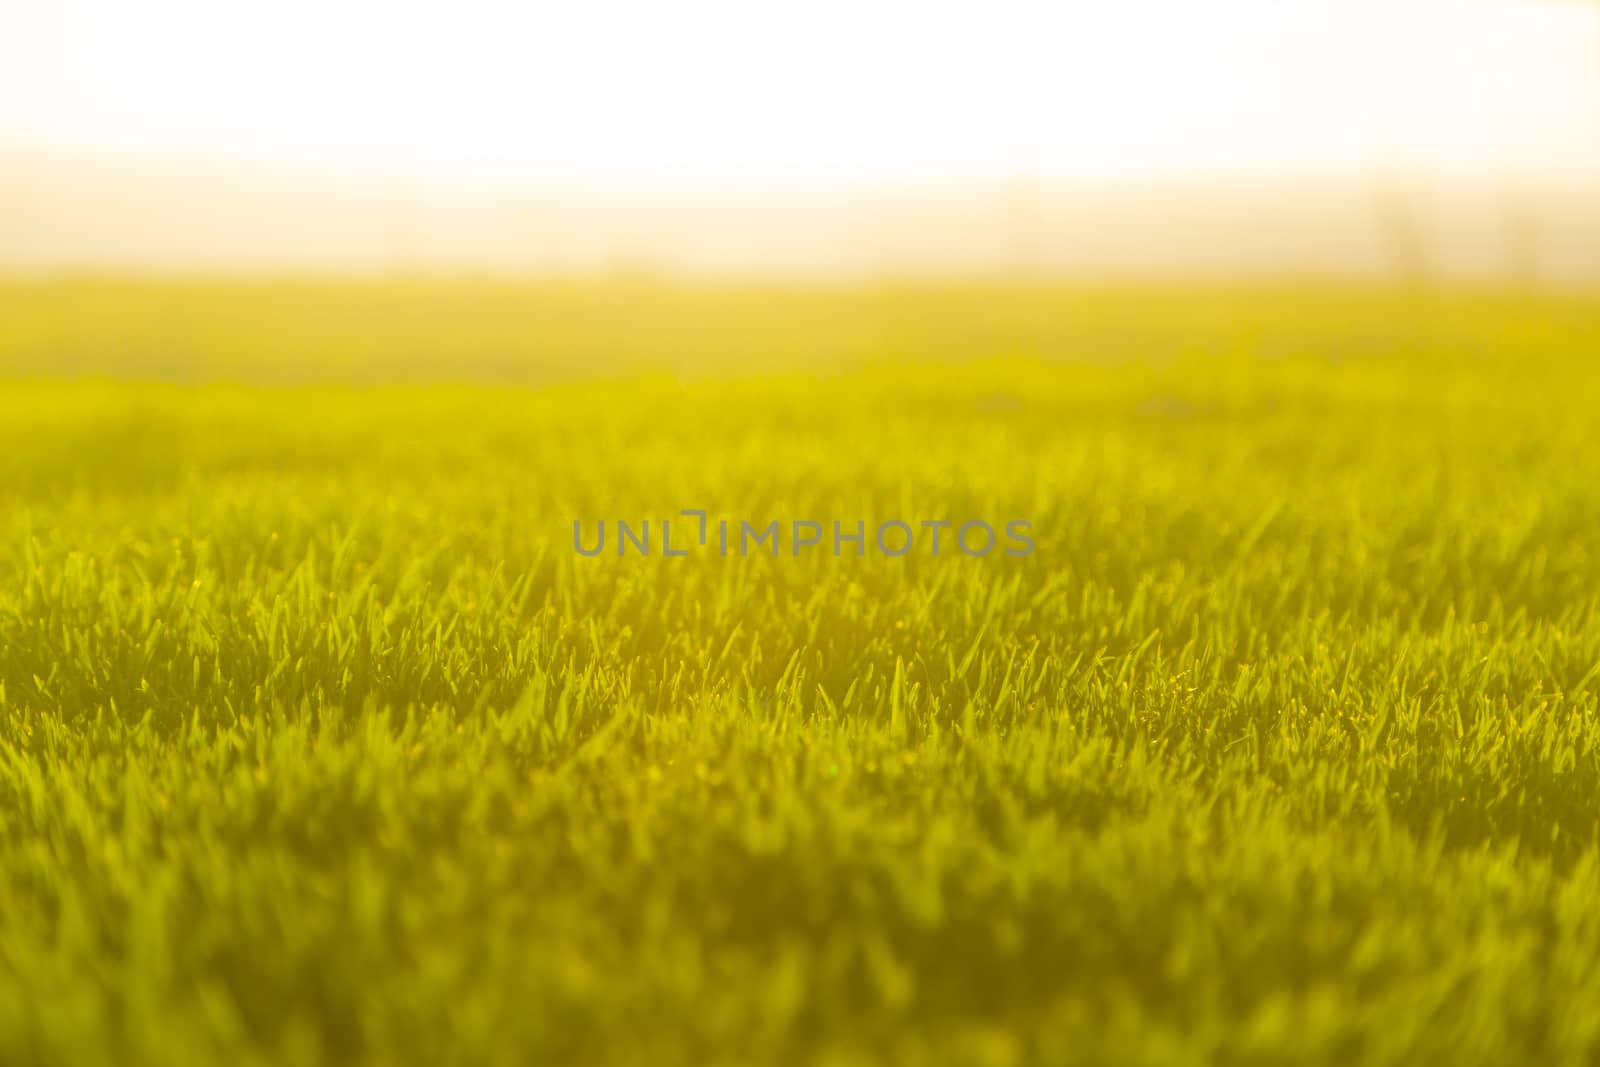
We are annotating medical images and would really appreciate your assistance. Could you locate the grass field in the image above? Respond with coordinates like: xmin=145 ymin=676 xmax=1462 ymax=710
xmin=2 ymin=279 xmax=1599 ymax=1066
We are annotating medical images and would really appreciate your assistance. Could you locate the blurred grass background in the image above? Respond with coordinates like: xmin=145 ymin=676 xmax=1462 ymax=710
xmin=5 ymin=278 xmax=1599 ymax=381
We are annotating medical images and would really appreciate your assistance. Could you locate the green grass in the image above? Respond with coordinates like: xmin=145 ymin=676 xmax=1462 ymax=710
xmin=2 ymin=280 xmax=1599 ymax=1066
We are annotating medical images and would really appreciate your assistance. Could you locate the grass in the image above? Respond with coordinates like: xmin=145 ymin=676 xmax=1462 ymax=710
xmin=1 ymin=279 xmax=1599 ymax=1065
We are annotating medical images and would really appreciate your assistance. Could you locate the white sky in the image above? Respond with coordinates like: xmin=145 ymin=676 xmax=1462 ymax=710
xmin=1 ymin=0 xmax=1598 ymax=187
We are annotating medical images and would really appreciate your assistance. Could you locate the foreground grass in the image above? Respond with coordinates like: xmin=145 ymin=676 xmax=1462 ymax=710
xmin=1 ymin=281 xmax=1599 ymax=1065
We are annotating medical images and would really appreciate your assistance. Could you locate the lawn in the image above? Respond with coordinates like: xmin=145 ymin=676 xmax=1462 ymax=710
xmin=1 ymin=279 xmax=1599 ymax=1065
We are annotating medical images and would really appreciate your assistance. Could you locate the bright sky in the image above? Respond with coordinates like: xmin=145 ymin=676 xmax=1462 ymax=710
xmin=1 ymin=0 xmax=1598 ymax=187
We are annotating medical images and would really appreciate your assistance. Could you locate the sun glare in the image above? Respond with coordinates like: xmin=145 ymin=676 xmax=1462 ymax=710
xmin=2 ymin=0 xmax=1598 ymax=187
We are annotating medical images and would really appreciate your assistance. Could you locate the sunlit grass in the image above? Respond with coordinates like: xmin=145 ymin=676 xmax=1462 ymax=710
xmin=1 ymin=280 xmax=1599 ymax=1065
